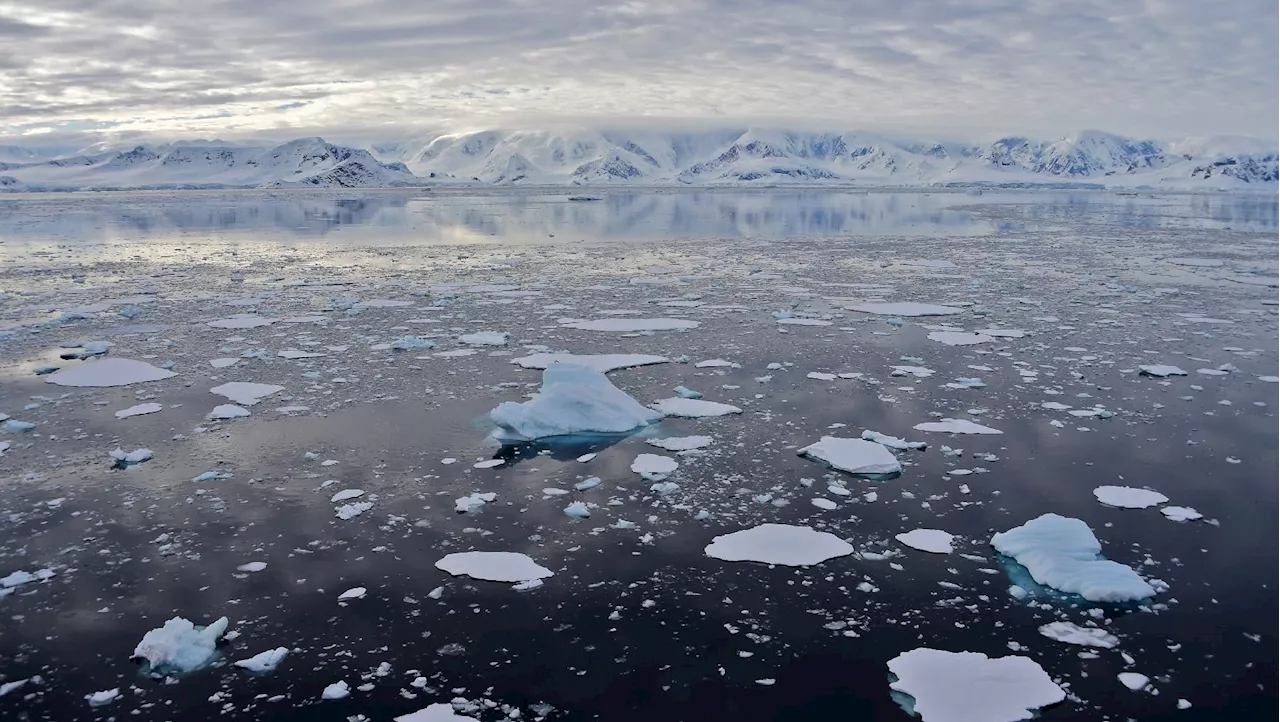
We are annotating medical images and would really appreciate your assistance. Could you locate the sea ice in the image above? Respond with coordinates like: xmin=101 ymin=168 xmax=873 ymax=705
xmin=210 ymin=382 xmax=285 ymax=406
xmin=207 ymin=314 xmax=278 ymax=329
xmin=647 ymin=435 xmax=714 ymax=451
xmin=335 ymin=501 xmax=373 ymax=519
xmin=1166 ymin=257 xmax=1224 ymax=267
xmin=1038 ymin=622 xmax=1119 ymax=649
xmin=631 ymin=453 xmax=678 ymax=480
xmin=563 ymin=501 xmax=591 ymax=519
xmin=1 ymin=568 xmax=56 ymax=588
xmin=338 ymin=587 xmax=367 ymax=601
xmin=459 ymin=331 xmax=509 ymax=346
xmin=928 ymin=331 xmax=995 ymax=346
xmin=234 ymin=647 xmax=288 ymax=672
xmin=278 ymin=348 xmax=325 ymax=359
xmin=115 ymin=403 xmax=162 ymax=419
xmin=704 ymin=524 xmax=854 ymax=566
xmin=896 ymin=529 xmax=956 ymax=554
xmin=321 ymin=680 xmax=350 ymax=699
xmin=991 ymin=513 xmax=1157 ymax=602
xmin=455 ymin=492 xmax=497 ymax=513
xmin=1161 ymin=506 xmax=1203 ymax=522
xmin=561 ymin=318 xmax=699 ymax=332
xmin=208 ymin=404 xmax=250 ymax=420
xmin=887 ymin=648 xmax=1064 ymax=722
xmin=490 ymin=364 xmax=661 ymax=440
xmin=236 ymin=562 xmax=267 ymax=572
xmin=862 ymin=430 xmax=927 ymax=450
xmin=435 ymin=552 xmax=553 ymax=583
xmin=132 ymin=616 xmax=230 ymax=675
xmin=1093 ymin=485 xmax=1169 ymax=509
xmin=395 ymin=704 xmax=479 ymax=721
xmin=851 ymin=302 xmax=964 ymax=317
xmin=1138 ymin=365 xmax=1187 ymax=377
xmin=330 ymin=489 xmax=365 ymax=503
xmin=649 ymin=397 xmax=743 ymax=417
xmin=1117 ymin=672 xmax=1150 ymax=691
xmin=110 ymin=447 xmax=154 ymax=466
xmin=776 ymin=317 xmax=833 ymax=326
xmin=512 ymin=353 xmax=669 ymax=373
xmin=390 ymin=337 xmax=436 ymax=351
xmin=913 ymin=419 xmax=1003 ymax=435
xmin=798 ymin=437 xmax=902 ymax=476
xmin=85 ymin=689 xmax=120 ymax=706
xmin=45 ymin=358 xmax=176 ymax=387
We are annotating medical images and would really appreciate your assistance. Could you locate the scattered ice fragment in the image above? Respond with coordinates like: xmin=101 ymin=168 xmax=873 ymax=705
xmin=109 ymin=447 xmax=154 ymax=467
xmin=575 ymin=453 xmax=597 ymax=462
xmin=210 ymin=382 xmax=284 ymax=406
xmin=115 ymin=403 xmax=162 ymax=419
xmin=338 ymin=587 xmax=367 ymax=601
xmin=473 ymin=459 xmax=504 ymax=469
xmin=673 ymin=385 xmax=703 ymax=398
xmin=1161 ymin=506 xmax=1203 ymax=522
xmin=695 ymin=359 xmax=739 ymax=368
xmin=513 ymin=579 xmax=544 ymax=591
xmin=132 ymin=616 xmax=230 ymax=675
xmin=913 ymin=419 xmax=1003 ymax=435
xmin=862 ymin=430 xmax=927 ymax=450
xmin=649 ymin=397 xmax=743 ymax=417
xmin=631 ymin=453 xmax=678 ymax=480
xmin=647 ymin=435 xmax=713 ymax=451
xmin=1117 ymin=672 xmax=1150 ymax=692
xmin=650 ymin=481 xmax=680 ymax=495
xmin=927 ymin=331 xmax=995 ymax=346
xmin=798 ymin=437 xmax=902 ymax=476
xmin=330 ymin=489 xmax=365 ymax=503
xmin=776 ymin=317 xmax=832 ymax=326
xmin=390 ymin=337 xmax=436 ymax=351
xmin=2 ymin=568 xmax=56 ymax=588
xmin=490 ymin=364 xmax=661 ymax=440
xmin=459 ymin=331 xmax=509 ymax=346
xmin=704 ymin=524 xmax=854 ymax=566
xmin=210 ymin=357 xmax=240 ymax=368
xmin=890 ymin=365 xmax=935 ymax=378
xmin=207 ymin=314 xmax=278 ymax=329
xmin=512 ymin=353 xmax=668 ymax=373
xmin=896 ymin=529 xmax=956 ymax=554
xmin=335 ymin=501 xmax=373 ymax=520
xmin=321 ymin=680 xmax=350 ymax=700
xmin=236 ymin=562 xmax=267 ymax=573
xmin=851 ymin=302 xmax=964 ymax=317
xmin=234 ymin=647 xmax=288 ymax=672
xmin=1093 ymin=485 xmax=1169 ymax=509
xmin=434 ymin=552 xmax=553 ymax=583
xmin=45 ymin=358 xmax=176 ymax=387
xmin=561 ymin=318 xmax=699 ymax=332
xmin=886 ymin=648 xmax=1064 ymax=722
xmin=85 ymin=689 xmax=120 ymax=706
xmin=1038 ymin=622 xmax=1119 ymax=649
xmin=209 ymin=404 xmax=250 ymax=420
xmin=454 ymin=492 xmax=496 ymax=513
xmin=563 ymin=501 xmax=591 ymax=519
xmin=811 ymin=498 xmax=838 ymax=510
xmin=394 ymin=704 xmax=479 ymax=721
xmin=1177 ymin=699 xmax=1192 ymax=710
xmin=991 ymin=513 xmax=1158 ymax=602
xmin=977 ymin=329 xmax=1026 ymax=338
xmin=2 ymin=420 xmax=35 ymax=432
xmin=1138 ymin=365 xmax=1187 ymax=377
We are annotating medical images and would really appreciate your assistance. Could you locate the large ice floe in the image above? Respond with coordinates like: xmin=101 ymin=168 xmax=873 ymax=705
xmin=45 ymin=358 xmax=176 ymax=387
xmin=1093 ymin=485 xmax=1169 ymax=509
xmin=649 ymin=397 xmax=743 ymax=417
xmin=850 ymin=302 xmax=965 ymax=317
xmin=887 ymin=648 xmax=1065 ymax=722
xmin=511 ymin=353 xmax=668 ymax=373
xmin=913 ymin=419 xmax=1003 ymax=435
xmin=991 ymin=513 xmax=1157 ymax=602
xmin=132 ymin=616 xmax=230 ymax=676
xmin=704 ymin=524 xmax=853 ymax=566
xmin=489 ymin=364 xmax=661 ymax=441
xmin=896 ymin=529 xmax=956 ymax=554
xmin=395 ymin=704 xmax=479 ymax=721
xmin=435 ymin=552 xmax=553 ymax=583
xmin=798 ymin=437 xmax=902 ymax=476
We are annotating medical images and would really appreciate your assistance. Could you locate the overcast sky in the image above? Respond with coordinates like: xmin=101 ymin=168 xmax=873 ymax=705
xmin=1 ymin=0 xmax=1275 ymax=144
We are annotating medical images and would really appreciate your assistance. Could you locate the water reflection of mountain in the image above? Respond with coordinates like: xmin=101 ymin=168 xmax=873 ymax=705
xmin=961 ymin=193 xmax=1278 ymax=232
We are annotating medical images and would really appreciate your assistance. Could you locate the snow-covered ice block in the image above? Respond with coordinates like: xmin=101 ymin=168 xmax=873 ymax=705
xmin=646 ymin=435 xmax=713 ymax=451
xmin=991 ymin=513 xmax=1157 ymax=602
xmin=512 ymin=353 xmax=669 ymax=373
xmin=1 ymin=568 xmax=56 ymax=588
xmin=321 ymin=680 xmax=350 ymax=699
xmin=887 ymin=648 xmax=1064 ymax=722
xmin=209 ymin=404 xmax=250 ymax=420
xmin=435 ymin=551 xmax=553 ymax=583
xmin=1093 ymin=485 xmax=1169 ymax=509
xmin=395 ymin=704 xmax=479 ymax=721
xmin=1160 ymin=506 xmax=1203 ymax=522
xmin=234 ymin=647 xmax=289 ymax=672
xmin=490 ymin=364 xmax=661 ymax=440
xmin=207 ymin=314 xmax=278 ymax=329
xmin=851 ymin=302 xmax=964 ymax=317
xmin=115 ymin=403 xmax=162 ymax=419
xmin=649 ymin=397 xmax=743 ymax=417
xmin=913 ymin=419 xmax=1003 ymax=435
xmin=630 ymin=453 xmax=678 ymax=480
xmin=798 ymin=437 xmax=902 ymax=476
xmin=132 ymin=616 xmax=229 ymax=676
xmin=46 ymin=358 xmax=176 ymax=387
xmin=704 ymin=524 xmax=853 ymax=566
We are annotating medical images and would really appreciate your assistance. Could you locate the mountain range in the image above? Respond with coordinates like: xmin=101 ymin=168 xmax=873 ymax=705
xmin=0 ymin=129 xmax=1275 ymax=191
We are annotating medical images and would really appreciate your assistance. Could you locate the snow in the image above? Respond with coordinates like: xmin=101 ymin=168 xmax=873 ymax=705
xmin=209 ymin=404 xmax=250 ymax=420
xmin=851 ymin=302 xmax=965 ymax=317
xmin=647 ymin=435 xmax=713 ymax=451
xmin=321 ymin=681 xmax=350 ymax=700
xmin=1161 ymin=506 xmax=1204 ymax=522
xmin=132 ymin=616 xmax=230 ymax=675
xmin=459 ymin=331 xmax=509 ymax=346
xmin=798 ymin=437 xmax=902 ymax=476
xmin=862 ymin=430 xmax=927 ymax=450
xmin=990 ymin=513 xmax=1158 ymax=602
xmin=210 ymin=382 xmax=285 ymax=406
xmin=704 ymin=524 xmax=854 ymax=566
xmin=631 ymin=453 xmax=678 ymax=480
xmin=234 ymin=647 xmax=288 ymax=672
xmin=913 ymin=419 xmax=1003 ymax=435
xmin=207 ymin=314 xmax=278 ymax=329
xmin=512 ymin=352 xmax=669 ymax=373
xmin=561 ymin=318 xmax=699 ymax=332
xmin=1093 ymin=485 xmax=1169 ymax=509
xmin=1038 ymin=622 xmax=1119 ymax=649
xmin=1138 ymin=364 xmax=1187 ymax=377
xmin=649 ymin=397 xmax=743 ymax=417
xmin=489 ymin=364 xmax=661 ymax=440
xmin=435 ymin=551 xmax=554 ymax=583
xmin=887 ymin=648 xmax=1065 ymax=722
xmin=896 ymin=529 xmax=956 ymax=554
xmin=115 ymin=403 xmax=162 ymax=419
xmin=45 ymin=358 xmax=175 ymax=387
xmin=395 ymin=704 xmax=479 ymax=721
xmin=1117 ymin=672 xmax=1150 ymax=691
xmin=928 ymin=331 xmax=995 ymax=346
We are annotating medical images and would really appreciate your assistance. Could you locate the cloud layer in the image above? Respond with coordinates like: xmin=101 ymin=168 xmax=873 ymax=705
xmin=0 ymin=0 xmax=1275 ymax=142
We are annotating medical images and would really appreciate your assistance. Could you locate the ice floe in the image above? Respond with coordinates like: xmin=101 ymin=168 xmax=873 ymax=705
xmin=646 ymin=435 xmax=714 ymax=451
xmin=927 ymin=331 xmax=995 ymax=346
xmin=459 ymin=331 xmax=509 ymax=346
xmin=886 ymin=648 xmax=1064 ymax=722
xmin=895 ymin=529 xmax=956 ymax=554
xmin=337 ymin=587 xmax=366 ymax=601
xmin=861 ymin=430 xmax=927 ymax=450
xmin=851 ymin=302 xmax=964 ymax=317
xmin=207 ymin=314 xmax=278 ymax=329
xmin=45 ymin=358 xmax=176 ymax=387
xmin=512 ymin=353 xmax=668 ymax=373
xmin=1160 ymin=506 xmax=1203 ymax=522
xmin=2 ymin=568 xmax=55 ymax=588
xmin=649 ymin=397 xmax=743 ymax=417
xmin=490 ymin=364 xmax=661 ymax=440
xmin=234 ymin=647 xmax=288 ymax=673
xmin=210 ymin=382 xmax=285 ymax=406
xmin=1117 ymin=672 xmax=1151 ymax=691
xmin=434 ymin=552 xmax=553 ymax=583
xmin=798 ymin=437 xmax=902 ymax=476
xmin=114 ymin=403 xmax=162 ymax=419
xmin=209 ymin=404 xmax=250 ymax=420
xmin=704 ymin=524 xmax=853 ymax=566
xmin=85 ymin=689 xmax=120 ymax=706
xmin=913 ymin=419 xmax=1003 ymax=435
xmin=109 ymin=447 xmax=153 ymax=467
xmin=321 ymin=680 xmax=350 ymax=699
xmin=395 ymin=704 xmax=479 ymax=721
xmin=1038 ymin=622 xmax=1119 ymax=649
xmin=561 ymin=318 xmax=699 ymax=332
xmin=1093 ymin=485 xmax=1169 ymax=509
xmin=631 ymin=453 xmax=678 ymax=481
xmin=1138 ymin=364 xmax=1187 ymax=377
xmin=132 ymin=616 xmax=229 ymax=676
xmin=991 ymin=513 xmax=1157 ymax=602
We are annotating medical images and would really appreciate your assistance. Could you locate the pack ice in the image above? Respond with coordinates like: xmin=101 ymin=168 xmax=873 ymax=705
xmin=887 ymin=648 xmax=1064 ymax=722
xmin=512 ymin=352 xmax=669 ymax=373
xmin=704 ymin=524 xmax=854 ymax=566
xmin=132 ymin=616 xmax=230 ymax=675
xmin=45 ymin=358 xmax=176 ymax=387
xmin=991 ymin=513 xmax=1157 ymax=602
xmin=489 ymin=364 xmax=661 ymax=441
xmin=798 ymin=437 xmax=902 ymax=476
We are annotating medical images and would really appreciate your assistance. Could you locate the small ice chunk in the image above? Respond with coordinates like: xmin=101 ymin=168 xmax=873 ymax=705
xmin=330 ymin=489 xmax=365 ymax=503
xmin=695 ymin=359 xmax=739 ymax=368
xmin=210 ymin=382 xmax=284 ymax=406
xmin=132 ymin=616 xmax=230 ymax=675
xmin=234 ymin=647 xmax=288 ymax=672
xmin=512 ymin=353 xmax=668 ymax=373
xmin=208 ymin=404 xmax=250 ymax=420
xmin=459 ymin=331 xmax=509 ymax=346
xmin=991 ymin=513 xmax=1157 ymax=602
xmin=913 ymin=419 xmax=1003 ymax=435
xmin=563 ymin=501 xmax=591 ymax=519
xmin=390 ymin=337 xmax=436 ymax=351
xmin=850 ymin=302 xmax=964 ymax=317
xmin=799 ymin=437 xmax=902 ymax=476
xmin=886 ymin=648 xmax=1065 ymax=722
xmin=647 ymin=435 xmax=713 ymax=451
xmin=1093 ymin=485 xmax=1169 ymax=509
xmin=631 ymin=453 xmax=678 ymax=480
xmin=862 ymin=430 xmax=927 ymax=450
xmin=207 ymin=314 xmax=278 ymax=329
xmin=85 ymin=689 xmax=120 ymax=706
xmin=454 ymin=492 xmax=496 ymax=513
xmin=896 ymin=529 xmax=955 ymax=554
xmin=335 ymin=501 xmax=373 ymax=520
xmin=811 ymin=498 xmax=838 ymax=510
xmin=236 ymin=562 xmax=267 ymax=573
xmin=434 ymin=552 xmax=553 ymax=583
xmin=1038 ymin=622 xmax=1119 ymax=649
xmin=110 ymin=447 xmax=154 ymax=466
xmin=1117 ymin=672 xmax=1150 ymax=691
xmin=928 ymin=331 xmax=995 ymax=346
xmin=649 ymin=397 xmax=743 ymax=417
xmin=45 ymin=358 xmax=176 ymax=387
xmin=574 ymin=477 xmax=602 ymax=490
xmin=338 ymin=587 xmax=367 ymax=601
xmin=321 ymin=680 xmax=350 ymax=699
xmin=1 ymin=568 xmax=56 ymax=588
xmin=394 ymin=704 xmax=479 ymax=721
xmin=1161 ymin=506 xmax=1203 ymax=522
xmin=1138 ymin=365 xmax=1187 ymax=377
xmin=704 ymin=524 xmax=854 ymax=566
xmin=115 ymin=403 xmax=162 ymax=419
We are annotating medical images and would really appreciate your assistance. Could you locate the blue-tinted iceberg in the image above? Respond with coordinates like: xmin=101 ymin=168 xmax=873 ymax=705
xmin=132 ymin=616 xmax=229 ymax=676
xmin=991 ymin=513 xmax=1156 ymax=603
xmin=490 ymin=364 xmax=662 ymax=441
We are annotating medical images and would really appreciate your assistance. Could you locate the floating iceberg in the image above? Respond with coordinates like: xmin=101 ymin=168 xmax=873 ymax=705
xmin=210 ymin=382 xmax=284 ymax=406
xmin=435 ymin=552 xmax=553 ymax=583
xmin=862 ymin=430 xmax=927 ymax=450
xmin=798 ymin=437 xmax=902 ymax=476
xmin=991 ymin=513 xmax=1157 ymax=602
xmin=1138 ymin=364 xmax=1186 ymax=377
xmin=704 ymin=524 xmax=853 ymax=566
xmin=489 ymin=364 xmax=661 ymax=441
xmin=647 ymin=435 xmax=713 ymax=451
xmin=132 ymin=616 xmax=229 ymax=676
xmin=631 ymin=453 xmax=678 ymax=480
xmin=1038 ymin=622 xmax=1119 ymax=649
xmin=887 ymin=648 xmax=1064 ymax=722
xmin=896 ymin=529 xmax=955 ymax=554
xmin=395 ymin=704 xmax=479 ymax=721
xmin=927 ymin=331 xmax=995 ymax=346
xmin=1093 ymin=485 xmax=1168 ymax=509
xmin=459 ymin=331 xmax=509 ymax=346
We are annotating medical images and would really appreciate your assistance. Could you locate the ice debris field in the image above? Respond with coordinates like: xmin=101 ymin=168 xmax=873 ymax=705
xmin=0 ymin=190 xmax=1276 ymax=722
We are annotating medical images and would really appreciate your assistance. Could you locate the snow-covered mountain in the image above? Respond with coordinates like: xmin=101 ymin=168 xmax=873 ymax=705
xmin=1 ymin=129 xmax=1274 ymax=191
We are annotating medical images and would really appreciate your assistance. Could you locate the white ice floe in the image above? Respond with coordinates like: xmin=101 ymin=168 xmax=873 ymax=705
xmin=490 ymin=364 xmax=661 ymax=441
xmin=1 ymin=568 xmax=56 ymax=588
xmin=390 ymin=337 xmax=436 ymax=351
xmin=210 ymin=357 xmax=240 ymax=368
xmin=210 ymin=382 xmax=285 ymax=406
xmin=704 ymin=524 xmax=854 ymax=566
xmin=330 ymin=489 xmax=365 ymax=503
xmin=208 ymin=404 xmax=250 ymax=420
xmin=890 ymin=365 xmax=935 ymax=378
xmin=321 ymin=681 xmax=350 ymax=700
xmin=631 ymin=453 xmax=678 ymax=481
xmin=338 ymin=587 xmax=367 ymax=601
xmin=928 ymin=331 xmax=995 ymax=346
xmin=561 ymin=318 xmax=699 ymax=332
xmin=459 ymin=331 xmax=509 ymax=346
xmin=1093 ymin=485 xmax=1169 ymax=509
xmin=395 ymin=704 xmax=479 ymax=721
xmin=207 ymin=314 xmax=278 ymax=329
xmin=236 ymin=562 xmax=267 ymax=572
xmin=886 ymin=648 xmax=1065 ymax=722
xmin=991 ymin=513 xmax=1157 ymax=602
xmin=647 ymin=435 xmax=714 ymax=451
xmin=895 ymin=529 xmax=956 ymax=554
xmin=1038 ymin=622 xmax=1119 ymax=649
xmin=1117 ymin=672 xmax=1150 ymax=691
xmin=512 ymin=353 xmax=669 ymax=373
xmin=454 ymin=492 xmax=496 ymax=513
xmin=1166 ymin=257 xmax=1224 ymax=267
xmin=1138 ymin=365 xmax=1187 ymax=377
xmin=46 ymin=358 xmax=176 ymax=387
xmin=110 ymin=447 xmax=153 ymax=466
xmin=649 ymin=397 xmax=743 ymax=417
xmin=913 ymin=419 xmax=1003 ymax=435
xmin=862 ymin=430 xmax=927 ymax=450
xmin=1161 ymin=506 xmax=1203 ymax=522
xmin=851 ymin=302 xmax=964 ymax=317
xmin=132 ymin=616 xmax=230 ymax=675
xmin=335 ymin=501 xmax=373 ymax=520
xmin=776 ymin=317 xmax=833 ymax=326
xmin=977 ymin=329 xmax=1026 ymax=338
xmin=798 ymin=437 xmax=902 ymax=476
xmin=85 ymin=689 xmax=120 ymax=706
xmin=435 ymin=551 xmax=553 ymax=583
xmin=278 ymin=348 xmax=325 ymax=359
xmin=115 ymin=403 xmax=162 ymax=419
xmin=234 ymin=647 xmax=288 ymax=672
xmin=563 ymin=501 xmax=591 ymax=519
xmin=695 ymin=359 xmax=739 ymax=368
